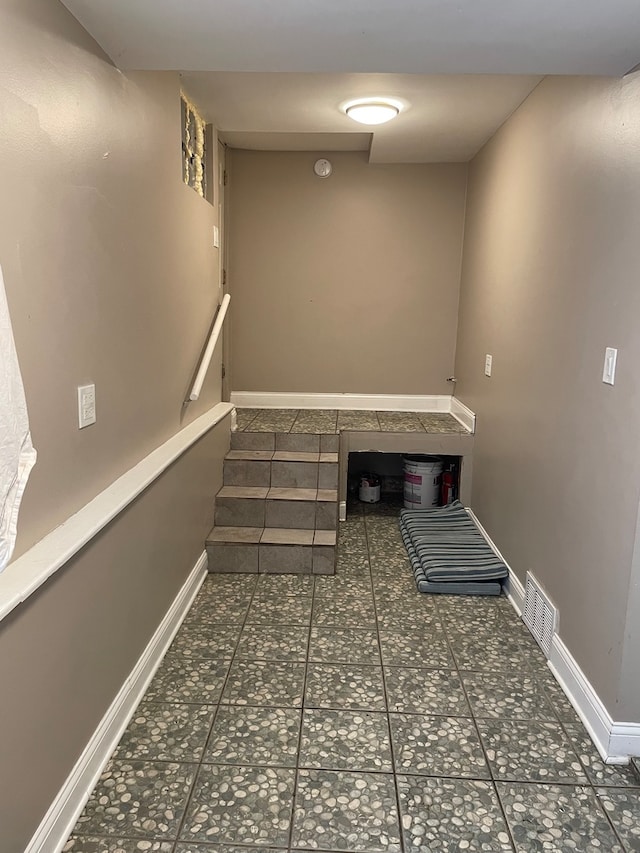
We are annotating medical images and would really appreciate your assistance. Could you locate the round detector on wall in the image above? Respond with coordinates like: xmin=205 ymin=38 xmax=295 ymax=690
xmin=313 ymin=158 xmax=332 ymax=178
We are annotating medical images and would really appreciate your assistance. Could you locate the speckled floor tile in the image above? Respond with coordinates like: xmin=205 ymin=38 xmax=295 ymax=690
xmin=292 ymin=768 xmax=401 ymax=851
xmin=308 ymin=627 xmax=381 ymax=664
xmin=384 ymin=667 xmax=470 ymax=716
xmin=314 ymin=575 xmax=372 ymax=596
xmin=300 ymin=709 xmax=392 ymax=772
xmin=499 ymin=783 xmax=624 ymax=851
xmin=377 ymin=607 xmax=441 ymax=632
xmin=203 ymin=574 xmax=258 ymax=593
xmin=145 ymin=657 xmax=230 ymax=704
xmin=256 ymin=574 xmax=314 ymax=596
xmin=74 ymin=760 xmax=195 ymax=840
xmin=235 ymin=409 xmax=261 ymax=430
xmin=246 ymin=409 xmax=298 ymax=432
xmin=181 ymin=764 xmax=295 ymax=846
xmin=418 ymin=413 xmax=463 ymax=433
xmin=184 ymin=595 xmax=250 ymax=625
xmin=397 ymin=775 xmax=513 ymax=852
xmin=597 ymin=787 xmax=640 ymax=850
xmin=449 ymin=634 xmax=530 ymax=672
xmin=235 ymin=623 xmax=309 ymax=661
xmin=305 ymin=663 xmax=386 ymax=710
xmin=63 ymin=839 xmax=174 ymax=852
xmin=175 ymin=846 xmax=287 ymax=853
xmin=564 ymin=723 xmax=640 ymax=787
xmin=170 ymin=621 xmax=241 ymax=659
xmin=390 ymin=713 xmax=490 ymax=779
xmin=222 ymin=659 xmax=306 ymax=707
xmin=375 ymin=411 xmax=426 ymax=432
xmin=113 ymin=702 xmax=215 ymax=762
xmin=245 ymin=594 xmax=312 ymax=625
xmin=291 ymin=410 xmax=338 ymax=433
xmin=379 ymin=630 xmax=452 ymax=667
xmin=462 ymin=671 xmax=557 ymax=720
xmin=478 ymin=719 xmax=587 ymax=783
xmin=534 ymin=667 xmax=582 ymax=721
xmin=312 ymin=595 xmax=377 ymax=628
xmin=204 ymin=705 xmax=301 ymax=767
xmin=336 ymin=411 xmax=381 ymax=431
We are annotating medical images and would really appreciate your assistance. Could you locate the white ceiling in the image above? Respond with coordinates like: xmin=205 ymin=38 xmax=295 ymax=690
xmin=60 ymin=0 xmax=640 ymax=163
xmin=62 ymin=0 xmax=640 ymax=76
xmin=181 ymin=73 xmax=542 ymax=163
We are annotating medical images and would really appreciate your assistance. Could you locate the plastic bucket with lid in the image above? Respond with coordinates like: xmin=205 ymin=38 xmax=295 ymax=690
xmin=403 ymin=455 xmax=443 ymax=509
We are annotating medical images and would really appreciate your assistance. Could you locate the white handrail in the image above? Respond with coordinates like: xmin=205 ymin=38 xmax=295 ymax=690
xmin=189 ymin=293 xmax=231 ymax=401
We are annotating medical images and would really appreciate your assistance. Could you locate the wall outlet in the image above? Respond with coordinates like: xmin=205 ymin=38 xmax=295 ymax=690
xmin=602 ymin=347 xmax=617 ymax=385
xmin=484 ymin=354 xmax=493 ymax=377
xmin=78 ymin=384 xmax=96 ymax=429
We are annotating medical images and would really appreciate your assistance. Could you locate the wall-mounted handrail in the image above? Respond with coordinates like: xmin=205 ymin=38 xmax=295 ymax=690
xmin=189 ymin=293 xmax=231 ymax=401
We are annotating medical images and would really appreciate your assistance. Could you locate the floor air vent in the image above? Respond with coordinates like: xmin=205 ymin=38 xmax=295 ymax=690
xmin=523 ymin=572 xmax=558 ymax=657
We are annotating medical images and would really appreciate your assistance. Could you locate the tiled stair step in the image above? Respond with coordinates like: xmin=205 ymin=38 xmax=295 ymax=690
xmin=231 ymin=431 xmax=339 ymax=453
xmin=206 ymin=527 xmax=337 ymax=575
xmin=223 ymin=449 xmax=338 ymax=490
xmin=215 ymin=486 xmax=338 ymax=530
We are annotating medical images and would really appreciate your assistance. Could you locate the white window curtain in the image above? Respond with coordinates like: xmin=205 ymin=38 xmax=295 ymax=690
xmin=0 ymin=265 xmax=36 ymax=571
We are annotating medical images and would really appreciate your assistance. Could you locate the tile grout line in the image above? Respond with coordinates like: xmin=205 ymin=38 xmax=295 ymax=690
xmin=363 ymin=504 xmax=407 ymax=853
xmin=170 ymin=574 xmax=260 ymax=847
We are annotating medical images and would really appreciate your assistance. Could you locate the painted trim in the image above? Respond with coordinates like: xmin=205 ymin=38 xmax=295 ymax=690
xmin=466 ymin=508 xmax=524 ymax=615
xmin=468 ymin=507 xmax=639 ymax=762
xmin=339 ymin=501 xmax=347 ymax=522
xmin=549 ymin=636 xmax=640 ymax=763
xmin=0 ymin=403 xmax=233 ymax=623
xmin=25 ymin=553 xmax=208 ymax=853
xmin=230 ymin=392 xmax=452 ymax=412
xmin=450 ymin=397 xmax=476 ymax=433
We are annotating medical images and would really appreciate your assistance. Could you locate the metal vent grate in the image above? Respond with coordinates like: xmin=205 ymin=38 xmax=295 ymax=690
xmin=523 ymin=572 xmax=558 ymax=657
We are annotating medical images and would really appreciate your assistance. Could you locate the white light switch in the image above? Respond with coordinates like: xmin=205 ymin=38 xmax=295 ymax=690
xmin=213 ymin=225 xmax=220 ymax=248
xmin=78 ymin=384 xmax=96 ymax=429
xmin=484 ymin=354 xmax=493 ymax=377
xmin=602 ymin=347 xmax=618 ymax=385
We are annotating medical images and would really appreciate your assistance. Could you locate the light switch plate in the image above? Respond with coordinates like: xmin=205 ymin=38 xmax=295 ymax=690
xmin=603 ymin=347 xmax=617 ymax=385
xmin=485 ymin=354 xmax=493 ymax=377
xmin=78 ymin=384 xmax=96 ymax=429
xmin=213 ymin=225 xmax=220 ymax=248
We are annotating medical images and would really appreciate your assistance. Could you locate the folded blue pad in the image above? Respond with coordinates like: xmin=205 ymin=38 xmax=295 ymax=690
xmin=400 ymin=501 xmax=507 ymax=595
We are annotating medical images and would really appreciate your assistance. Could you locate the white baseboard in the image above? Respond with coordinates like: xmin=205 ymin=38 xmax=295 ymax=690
xmin=549 ymin=636 xmax=640 ymax=763
xmin=467 ymin=506 xmax=639 ymax=763
xmin=465 ymin=508 xmax=524 ymax=615
xmin=26 ymin=553 xmax=208 ymax=853
xmin=451 ymin=397 xmax=476 ymax=433
xmin=230 ymin=392 xmax=451 ymax=412
xmin=339 ymin=501 xmax=347 ymax=522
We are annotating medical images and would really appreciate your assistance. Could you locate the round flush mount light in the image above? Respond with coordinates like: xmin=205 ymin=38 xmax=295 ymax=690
xmin=344 ymin=99 xmax=401 ymax=126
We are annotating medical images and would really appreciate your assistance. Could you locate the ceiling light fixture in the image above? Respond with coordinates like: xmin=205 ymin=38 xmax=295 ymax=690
xmin=345 ymin=100 xmax=400 ymax=126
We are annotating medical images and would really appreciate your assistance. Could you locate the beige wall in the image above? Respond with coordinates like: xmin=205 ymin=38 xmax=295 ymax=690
xmin=0 ymin=2 xmax=230 ymax=848
xmin=227 ymin=150 xmax=467 ymax=395
xmin=1 ymin=0 xmax=224 ymax=558
xmin=455 ymin=73 xmax=640 ymax=719
xmin=0 ymin=419 xmax=229 ymax=852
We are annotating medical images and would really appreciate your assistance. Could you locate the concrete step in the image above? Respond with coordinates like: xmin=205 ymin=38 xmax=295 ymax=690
xmin=223 ymin=449 xmax=338 ymax=490
xmin=206 ymin=526 xmax=336 ymax=575
xmin=231 ymin=431 xmax=339 ymax=453
xmin=215 ymin=485 xmax=338 ymax=529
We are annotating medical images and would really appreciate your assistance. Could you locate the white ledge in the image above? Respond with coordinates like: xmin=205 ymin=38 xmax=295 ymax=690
xmin=0 ymin=402 xmax=233 ymax=623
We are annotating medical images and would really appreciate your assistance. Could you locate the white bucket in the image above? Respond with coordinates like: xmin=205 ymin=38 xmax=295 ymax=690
xmin=403 ymin=455 xmax=443 ymax=509
xmin=359 ymin=474 xmax=381 ymax=503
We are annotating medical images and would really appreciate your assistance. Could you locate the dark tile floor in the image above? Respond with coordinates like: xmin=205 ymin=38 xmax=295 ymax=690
xmin=235 ymin=409 xmax=467 ymax=435
xmin=65 ymin=502 xmax=640 ymax=852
